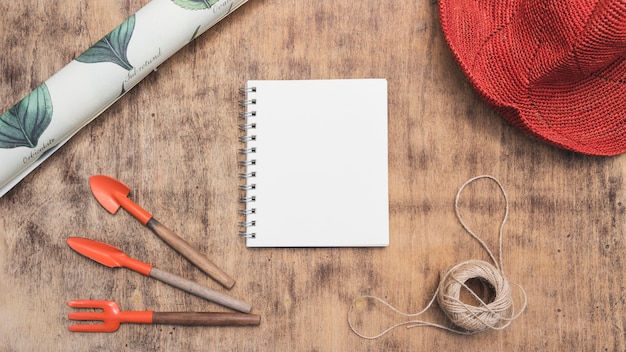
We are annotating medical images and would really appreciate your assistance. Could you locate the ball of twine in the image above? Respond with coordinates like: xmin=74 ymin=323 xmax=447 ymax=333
xmin=436 ymin=259 xmax=513 ymax=333
xmin=348 ymin=176 xmax=526 ymax=339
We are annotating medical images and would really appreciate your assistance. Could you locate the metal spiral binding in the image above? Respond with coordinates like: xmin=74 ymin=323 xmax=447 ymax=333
xmin=238 ymin=86 xmax=257 ymax=239
xmin=239 ymin=87 xmax=256 ymax=94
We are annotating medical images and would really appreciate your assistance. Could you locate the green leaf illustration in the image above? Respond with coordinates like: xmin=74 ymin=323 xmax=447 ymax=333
xmin=171 ymin=0 xmax=219 ymax=10
xmin=0 ymin=84 xmax=53 ymax=149
xmin=75 ymin=15 xmax=136 ymax=70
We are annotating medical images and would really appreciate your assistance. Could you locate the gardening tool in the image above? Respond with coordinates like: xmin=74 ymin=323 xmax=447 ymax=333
xmin=66 ymin=237 xmax=251 ymax=313
xmin=67 ymin=300 xmax=261 ymax=332
xmin=89 ymin=174 xmax=235 ymax=289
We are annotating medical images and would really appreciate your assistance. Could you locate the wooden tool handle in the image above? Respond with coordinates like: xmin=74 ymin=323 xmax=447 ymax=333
xmin=149 ymin=267 xmax=252 ymax=314
xmin=152 ymin=312 xmax=261 ymax=326
xmin=146 ymin=218 xmax=236 ymax=289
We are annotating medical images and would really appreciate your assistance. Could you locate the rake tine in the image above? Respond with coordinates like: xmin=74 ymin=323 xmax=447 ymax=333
xmin=68 ymin=321 xmax=121 ymax=333
xmin=68 ymin=311 xmax=107 ymax=321
xmin=67 ymin=300 xmax=115 ymax=310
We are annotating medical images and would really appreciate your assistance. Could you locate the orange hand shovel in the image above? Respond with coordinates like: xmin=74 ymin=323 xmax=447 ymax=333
xmin=67 ymin=237 xmax=251 ymax=313
xmin=89 ymin=175 xmax=235 ymax=289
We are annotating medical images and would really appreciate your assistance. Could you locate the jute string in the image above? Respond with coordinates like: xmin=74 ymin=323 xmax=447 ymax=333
xmin=348 ymin=175 xmax=527 ymax=338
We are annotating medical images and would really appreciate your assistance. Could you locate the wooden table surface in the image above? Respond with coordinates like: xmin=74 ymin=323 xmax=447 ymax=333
xmin=1 ymin=1 xmax=625 ymax=351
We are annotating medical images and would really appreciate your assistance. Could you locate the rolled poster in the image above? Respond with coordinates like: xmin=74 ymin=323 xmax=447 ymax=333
xmin=0 ymin=0 xmax=248 ymax=197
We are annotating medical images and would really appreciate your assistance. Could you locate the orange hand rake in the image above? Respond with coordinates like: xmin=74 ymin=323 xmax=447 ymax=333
xmin=67 ymin=300 xmax=261 ymax=333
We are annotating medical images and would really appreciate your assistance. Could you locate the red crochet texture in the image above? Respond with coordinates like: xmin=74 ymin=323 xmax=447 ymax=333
xmin=439 ymin=0 xmax=626 ymax=156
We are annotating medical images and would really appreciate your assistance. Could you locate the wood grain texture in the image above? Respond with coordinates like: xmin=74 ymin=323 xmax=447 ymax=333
xmin=149 ymin=267 xmax=251 ymax=313
xmin=1 ymin=0 xmax=625 ymax=351
xmin=151 ymin=312 xmax=261 ymax=326
xmin=147 ymin=218 xmax=236 ymax=288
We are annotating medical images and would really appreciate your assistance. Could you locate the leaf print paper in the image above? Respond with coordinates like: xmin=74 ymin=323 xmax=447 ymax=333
xmin=172 ymin=0 xmax=219 ymax=10
xmin=0 ymin=84 xmax=53 ymax=149
xmin=76 ymin=15 xmax=136 ymax=70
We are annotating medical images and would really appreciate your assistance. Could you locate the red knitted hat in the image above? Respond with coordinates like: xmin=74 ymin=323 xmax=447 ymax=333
xmin=439 ymin=1 xmax=626 ymax=156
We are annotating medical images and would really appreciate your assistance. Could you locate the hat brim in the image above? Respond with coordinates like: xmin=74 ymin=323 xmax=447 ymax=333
xmin=439 ymin=1 xmax=626 ymax=156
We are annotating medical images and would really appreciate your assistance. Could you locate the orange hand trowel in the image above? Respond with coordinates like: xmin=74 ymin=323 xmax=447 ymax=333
xmin=89 ymin=175 xmax=235 ymax=289
xmin=66 ymin=238 xmax=251 ymax=313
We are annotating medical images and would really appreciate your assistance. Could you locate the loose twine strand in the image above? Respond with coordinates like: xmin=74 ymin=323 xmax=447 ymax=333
xmin=348 ymin=175 xmax=527 ymax=338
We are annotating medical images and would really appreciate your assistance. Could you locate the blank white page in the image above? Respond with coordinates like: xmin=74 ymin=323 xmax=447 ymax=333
xmin=240 ymin=79 xmax=388 ymax=247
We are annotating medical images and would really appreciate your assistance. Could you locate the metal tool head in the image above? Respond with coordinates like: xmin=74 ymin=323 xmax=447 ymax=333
xmin=66 ymin=237 xmax=153 ymax=275
xmin=89 ymin=175 xmax=153 ymax=225
xmin=67 ymin=300 xmax=123 ymax=332
xmin=89 ymin=175 xmax=131 ymax=214
xmin=67 ymin=300 xmax=152 ymax=333
xmin=66 ymin=237 xmax=127 ymax=268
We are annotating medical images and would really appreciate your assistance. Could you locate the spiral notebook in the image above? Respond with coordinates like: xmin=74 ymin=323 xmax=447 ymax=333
xmin=238 ymin=79 xmax=389 ymax=247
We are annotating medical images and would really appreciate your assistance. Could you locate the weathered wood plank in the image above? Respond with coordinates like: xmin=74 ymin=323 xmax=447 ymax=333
xmin=0 ymin=1 xmax=624 ymax=351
